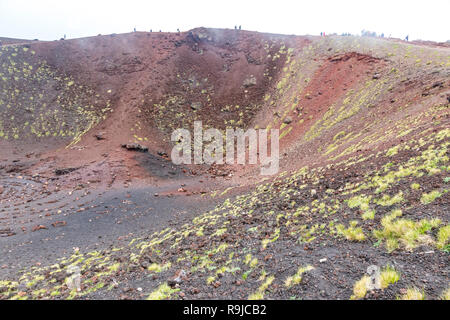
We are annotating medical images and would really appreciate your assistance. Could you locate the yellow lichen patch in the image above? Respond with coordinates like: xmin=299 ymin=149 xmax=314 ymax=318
xmin=420 ymin=190 xmax=446 ymax=204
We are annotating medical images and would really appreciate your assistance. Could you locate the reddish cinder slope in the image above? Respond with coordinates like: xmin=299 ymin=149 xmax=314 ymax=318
xmin=0 ymin=28 xmax=449 ymax=189
xmin=0 ymin=28 xmax=310 ymax=188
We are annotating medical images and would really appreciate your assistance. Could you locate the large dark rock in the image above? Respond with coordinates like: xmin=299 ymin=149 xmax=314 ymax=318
xmin=121 ymin=143 xmax=148 ymax=152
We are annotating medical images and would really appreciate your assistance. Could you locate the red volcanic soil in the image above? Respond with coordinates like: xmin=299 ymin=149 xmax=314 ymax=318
xmin=3 ymin=29 xmax=306 ymax=190
xmin=278 ymin=52 xmax=384 ymax=148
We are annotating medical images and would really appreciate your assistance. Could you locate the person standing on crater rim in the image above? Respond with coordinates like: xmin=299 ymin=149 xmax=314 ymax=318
xmin=405 ymin=35 xmax=409 ymax=41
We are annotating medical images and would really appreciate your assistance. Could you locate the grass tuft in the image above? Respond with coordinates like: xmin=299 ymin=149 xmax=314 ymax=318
xmin=380 ymin=265 xmax=400 ymax=288
xmin=436 ymin=225 xmax=450 ymax=250
xmin=249 ymin=275 xmax=275 ymax=300
xmin=398 ymin=288 xmax=425 ymax=300
xmin=373 ymin=210 xmax=441 ymax=252
xmin=147 ymin=283 xmax=180 ymax=300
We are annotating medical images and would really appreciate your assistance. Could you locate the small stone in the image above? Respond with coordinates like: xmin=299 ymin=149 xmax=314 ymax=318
xmin=283 ymin=116 xmax=292 ymax=124
xmin=190 ymin=288 xmax=200 ymax=294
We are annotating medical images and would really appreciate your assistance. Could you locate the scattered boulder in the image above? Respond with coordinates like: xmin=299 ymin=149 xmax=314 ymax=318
xmin=121 ymin=143 xmax=148 ymax=152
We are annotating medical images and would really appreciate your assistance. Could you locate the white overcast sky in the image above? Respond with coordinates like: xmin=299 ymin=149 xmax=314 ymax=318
xmin=0 ymin=0 xmax=449 ymax=42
